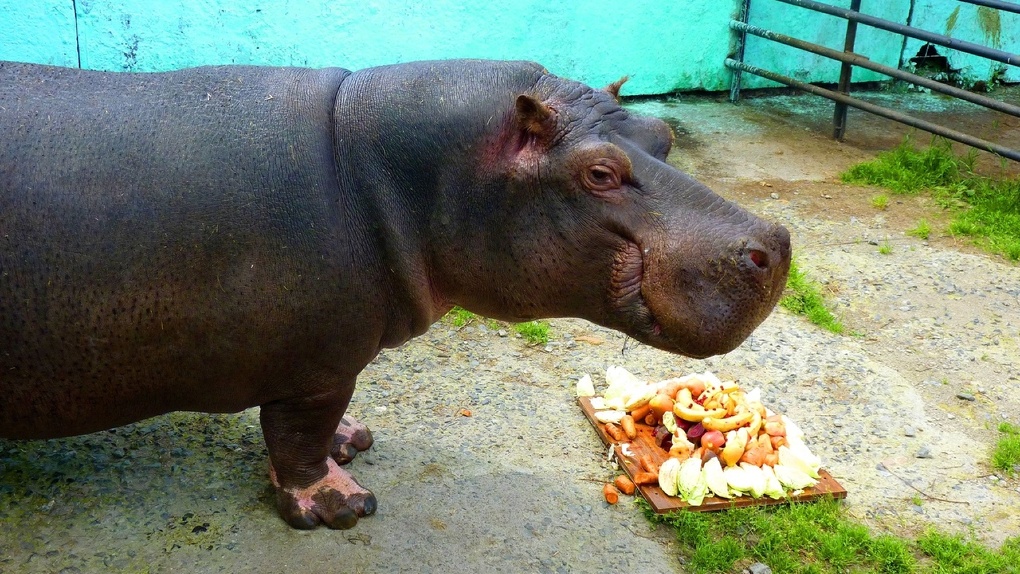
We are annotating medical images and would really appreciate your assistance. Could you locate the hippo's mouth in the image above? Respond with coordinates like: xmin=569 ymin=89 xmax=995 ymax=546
xmin=609 ymin=240 xmax=665 ymax=340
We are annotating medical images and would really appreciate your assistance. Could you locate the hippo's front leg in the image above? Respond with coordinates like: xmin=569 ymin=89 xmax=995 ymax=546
xmin=260 ymin=385 xmax=378 ymax=530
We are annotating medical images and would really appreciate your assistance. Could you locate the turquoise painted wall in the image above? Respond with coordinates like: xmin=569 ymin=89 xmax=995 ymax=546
xmin=1 ymin=0 xmax=1017 ymax=95
xmin=904 ymin=1 xmax=1020 ymax=84
xmin=740 ymin=0 xmax=912 ymax=89
xmin=2 ymin=0 xmax=741 ymax=95
xmin=0 ymin=1 xmax=78 ymax=67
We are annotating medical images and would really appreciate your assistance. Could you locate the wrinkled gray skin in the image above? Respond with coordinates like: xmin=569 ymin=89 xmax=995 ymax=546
xmin=0 ymin=59 xmax=790 ymax=529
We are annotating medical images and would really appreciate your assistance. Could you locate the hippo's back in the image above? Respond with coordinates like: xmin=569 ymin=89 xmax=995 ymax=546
xmin=0 ymin=62 xmax=360 ymax=437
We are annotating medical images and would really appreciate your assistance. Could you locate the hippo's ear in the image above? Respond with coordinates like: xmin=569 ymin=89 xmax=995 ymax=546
xmin=514 ymin=94 xmax=555 ymax=143
xmin=604 ymin=76 xmax=629 ymax=100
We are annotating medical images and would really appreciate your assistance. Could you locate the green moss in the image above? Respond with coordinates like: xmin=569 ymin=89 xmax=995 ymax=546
xmin=977 ymin=6 xmax=1002 ymax=48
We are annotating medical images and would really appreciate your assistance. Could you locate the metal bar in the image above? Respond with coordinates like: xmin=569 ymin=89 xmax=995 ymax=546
xmin=724 ymin=58 xmax=1020 ymax=162
xmin=729 ymin=0 xmax=753 ymax=103
xmin=774 ymin=0 xmax=1020 ymax=66
xmin=730 ymin=20 xmax=1020 ymax=118
xmin=833 ymin=0 xmax=862 ymax=140
xmin=957 ymin=0 xmax=1020 ymax=15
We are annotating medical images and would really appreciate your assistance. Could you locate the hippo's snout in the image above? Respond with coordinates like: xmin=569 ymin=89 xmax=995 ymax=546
xmin=631 ymin=212 xmax=791 ymax=360
xmin=738 ymin=223 xmax=791 ymax=286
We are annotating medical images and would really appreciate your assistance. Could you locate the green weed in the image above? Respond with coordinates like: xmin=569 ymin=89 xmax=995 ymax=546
xmin=779 ymin=260 xmax=845 ymax=334
xmin=908 ymin=219 xmax=932 ymax=240
xmin=872 ymin=194 xmax=890 ymax=210
xmin=842 ymin=137 xmax=1020 ymax=261
xmin=446 ymin=307 xmax=545 ymax=342
xmin=993 ymin=421 xmax=1020 ymax=477
xmin=445 ymin=306 xmax=478 ymax=327
xmin=513 ymin=320 xmax=550 ymax=345
xmin=879 ymin=241 xmax=894 ymax=255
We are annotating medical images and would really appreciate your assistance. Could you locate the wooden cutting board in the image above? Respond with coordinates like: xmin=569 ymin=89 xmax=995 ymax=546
xmin=579 ymin=396 xmax=847 ymax=513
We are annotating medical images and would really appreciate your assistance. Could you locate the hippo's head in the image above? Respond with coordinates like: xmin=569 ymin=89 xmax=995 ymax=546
xmin=357 ymin=60 xmax=790 ymax=358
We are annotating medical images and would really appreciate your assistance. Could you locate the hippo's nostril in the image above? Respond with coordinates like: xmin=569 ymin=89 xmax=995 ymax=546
xmin=748 ymin=249 xmax=768 ymax=270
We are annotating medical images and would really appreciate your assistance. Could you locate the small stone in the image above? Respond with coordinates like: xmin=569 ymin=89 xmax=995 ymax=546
xmin=916 ymin=446 xmax=933 ymax=459
xmin=769 ymin=192 xmax=780 ymax=200
xmin=746 ymin=562 xmax=773 ymax=574
xmin=904 ymin=426 xmax=916 ymax=437
xmin=956 ymin=392 xmax=976 ymax=401
xmin=497 ymin=329 xmax=507 ymax=337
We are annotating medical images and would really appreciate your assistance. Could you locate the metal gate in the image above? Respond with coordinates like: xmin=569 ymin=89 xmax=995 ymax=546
xmin=727 ymin=0 xmax=1020 ymax=162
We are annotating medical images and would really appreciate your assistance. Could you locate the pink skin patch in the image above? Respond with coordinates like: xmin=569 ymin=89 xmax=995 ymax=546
xmin=331 ymin=415 xmax=374 ymax=464
xmin=266 ymin=415 xmax=378 ymax=528
xmin=269 ymin=457 xmax=376 ymax=529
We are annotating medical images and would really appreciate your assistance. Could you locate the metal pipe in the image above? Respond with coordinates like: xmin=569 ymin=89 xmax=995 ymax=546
xmin=729 ymin=0 xmax=753 ymax=103
xmin=774 ymin=0 xmax=1020 ymax=66
xmin=729 ymin=20 xmax=1020 ymax=118
xmin=957 ymin=0 xmax=1020 ymax=15
xmin=833 ymin=0 xmax=862 ymax=140
xmin=724 ymin=58 xmax=1020 ymax=162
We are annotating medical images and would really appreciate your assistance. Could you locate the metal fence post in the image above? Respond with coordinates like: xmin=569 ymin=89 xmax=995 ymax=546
xmin=832 ymin=0 xmax=862 ymax=141
xmin=730 ymin=0 xmax=753 ymax=103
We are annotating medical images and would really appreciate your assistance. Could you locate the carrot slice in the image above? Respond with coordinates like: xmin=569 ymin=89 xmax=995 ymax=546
xmin=603 ymin=483 xmax=620 ymax=504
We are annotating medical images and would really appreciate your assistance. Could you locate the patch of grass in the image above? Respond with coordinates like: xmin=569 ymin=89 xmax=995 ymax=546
xmin=917 ymin=528 xmax=1020 ymax=573
xmin=445 ymin=308 xmax=525 ymax=337
xmin=947 ymin=177 xmax=1020 ymax=260
xmin=842 ymin=137 xmax=961 ymax=194
xmin=993 ymin=421 xmax=1020 ymax=477
xmin=445 ymin=306 xmax=478 ymax=327
xmin=842 ymin=137 xmax=1020 ymax=261
xmin=879 ymin=240 xmax=894 ymax=255
xmin=513 ymin=320 xmax=550 ymax=345
xmin=779 ymin=260 xmax=845 ymax=334
xmin=872 ymin=194 xmax=890 ymax=210
xmin=908 ymin=218 xmax=932 ymax=240
xmin=641 ymin=497 xmax=1018 ymax=574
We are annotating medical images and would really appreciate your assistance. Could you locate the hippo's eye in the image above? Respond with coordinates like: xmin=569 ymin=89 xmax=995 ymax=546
xmin=582 ymin=164 xmax=621 ymax=192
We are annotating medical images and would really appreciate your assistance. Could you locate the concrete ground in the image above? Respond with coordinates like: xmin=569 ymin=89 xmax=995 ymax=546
xmin=2 ymin=85 xmax=1018 ymax=573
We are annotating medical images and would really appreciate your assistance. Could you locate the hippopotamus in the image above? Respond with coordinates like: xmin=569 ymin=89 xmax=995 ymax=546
xmin=0 ymin=59 xmax=790 ymax=529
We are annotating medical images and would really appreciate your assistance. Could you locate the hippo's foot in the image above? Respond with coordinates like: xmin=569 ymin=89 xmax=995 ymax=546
xmin=269 ymin=457 xmax=377 ymax=530
xmin=330 ymin=415 xmax=374 ymax=464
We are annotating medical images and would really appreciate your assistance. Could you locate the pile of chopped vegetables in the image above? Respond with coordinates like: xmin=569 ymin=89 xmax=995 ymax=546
xmin=579 ymin=367 xmax=822 ymax=506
